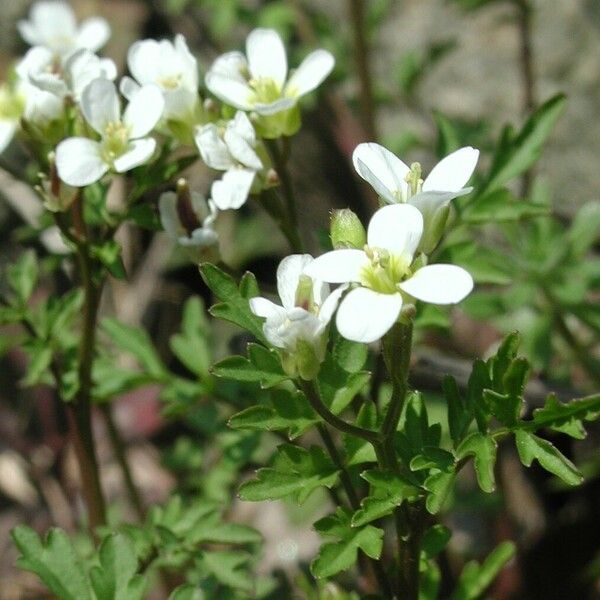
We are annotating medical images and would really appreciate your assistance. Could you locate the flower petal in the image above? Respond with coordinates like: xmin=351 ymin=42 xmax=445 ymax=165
xmin=303 ymin=249 xmax=367 ymax=284
xmin=422 ymin=146 xmax=479 ymax=193
xmin=127 ymin=39 xmax=161 ymax=85
xmin=0 ymin=121 xmax=17 ymax=153
xmin=336 ymin=288 xmax=402 ymax=343
xmin=209 ymin=51 xmax=249 ymax=83
xmin=252 ymin=97 xmax=296 ymax=116
xmin=246 ymin=28 xmax=287 ymax=88
xmin=285 ymin=49 xmax=334 ymax=97
xmin=224 ymin=126 xmax=262 ymax=170
xmin=19 ymin=1 xmax=77 ymax=51
xmin=119 ymin=76 xmax=141 ymax=101
xmin=81 ymin=79 xmax=120 ymax=135
xmin=113 ymin=138 xmax=156 ymax=172
xmin=277 ymin=254 xmax=314 ymax=308
xmin=195 ymin=123 xmax=234 ymax=170
xmin=352 ymin=143 xmax=409 ymax=204
xmin=124 ymin=84 xmax=164 ymax=138
xmin=367 ymin=203 xmax=423 ymax=259
xmin=399 ymin=264 xmax=473 ymax=304
xmin=56 ymin=137 xmax=107 ymax=186
xmin=76 ymin=17 xmax=111 ymax=52
xmin=249 ymin=296 xmax=284 ymax=319
xmin=211 ymin=168 xmax=255 ymax=210
xmin=205 ymin=73 xmax=253 ymax=110
xmin=319 ymin=284 xmax=346 ymax=325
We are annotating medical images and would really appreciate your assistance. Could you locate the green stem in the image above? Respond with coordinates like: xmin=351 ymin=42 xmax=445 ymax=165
xmin=258 ymin=188 xmax=303 ymax=253
xmin=264 ymin=138 xmax=304 ymax=253
xmin=298 ymin=379 xmax=380 ymax=446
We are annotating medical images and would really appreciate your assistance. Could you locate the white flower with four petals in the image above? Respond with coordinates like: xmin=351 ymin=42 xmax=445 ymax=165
xmin=304 ymin=203 xmax=473 ymax=344
xmin=56 ymin=79 xmax=164 ymax=186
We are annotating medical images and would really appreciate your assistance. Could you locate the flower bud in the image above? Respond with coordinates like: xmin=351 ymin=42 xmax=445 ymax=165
xmin=280 ymin=338 xmax=324 ymax=381
xmin=176 ymin=178 xmax=202 ymax=235
xmin=330 ymin=209 xmax=366 ymax=249
xmin=36 ymin=152 xmax=77 ymax=212
xmin=418 ymin=203 xmax=450 ymax=255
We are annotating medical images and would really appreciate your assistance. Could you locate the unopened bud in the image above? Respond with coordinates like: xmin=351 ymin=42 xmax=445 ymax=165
xmin=266 ymin=168 xmax=280 ymax=186
xmin=281 ymin=339 xmax=323 ymax=381
xmin=202 ymin=97 xmax=218 ymax=115
xmin=418 ymin=203 xmax=450 ymax=255
xmin=330 ymin=209 xmax=366 ymax=249
xmin=176 ymin=178 xmax=201 ymax=235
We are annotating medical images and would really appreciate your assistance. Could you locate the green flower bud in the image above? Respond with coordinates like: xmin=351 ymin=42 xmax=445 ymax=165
xmin=418 ymin=203 xmax=450 ymax=255
xmin=330 ymin=209 xmax=367 ymax=249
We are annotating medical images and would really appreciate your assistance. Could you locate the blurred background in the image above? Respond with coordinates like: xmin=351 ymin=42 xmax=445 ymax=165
xmin=0 ymin=0 xmax=599 ymax=598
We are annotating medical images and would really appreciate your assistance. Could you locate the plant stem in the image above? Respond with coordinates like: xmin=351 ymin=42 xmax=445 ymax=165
xmin=264 ymin=138 xmax=304 ymax=253
xmin=100 ymin=404 xmax=145 ymax=521
xmin=258 ymin=188 xmax=303 ymax=254
xmin=298 ymin=379 xmax=380 ymax=445
xmin=348 ymin=0 xmax=377 ymax=140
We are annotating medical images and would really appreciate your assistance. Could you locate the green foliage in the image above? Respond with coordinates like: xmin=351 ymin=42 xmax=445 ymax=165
xmin=7 ymin=249 xmax=38 ymax=304
xmin=311 ymin=508 xmax=384 ymax=578
xmin=239 ymin=444 xmax=339 ymax=503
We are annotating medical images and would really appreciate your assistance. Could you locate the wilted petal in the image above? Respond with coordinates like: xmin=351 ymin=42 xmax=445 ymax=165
xmin=336 ymin=288 xmax=402 ymax=343
xmin=56 ymin=137 xmax=107 ymax=186
xmin=76 ymin=17 xmax=111 ymax=52
xmin=81 ymin=79 xmax=120 ymax=135
xmin=277 ymin=254 xmax=314 ymax=309
xmin=367 ymin=203 xmax=423 ymax=259
xmin=303 ymin=249 xmax=367 ymax=284
xmin=211 ymin=168 xmax=255 ymax=210
xmin=246 ymin=28 xmax=287 ymax=89
xmin=422 ymin=146 xmax=479 ymax=193
xmin=113 ymin=138 xmax=156 ymax=172
xmin=285 ymin=49 xmax=334 ymax=97
xmin=399 ymin=264 xmax=473 ymax=304
xmin=353 ymin=143 xmax=410 ymax=204
xmin=124 ymin=84 xmax=164 ymax=138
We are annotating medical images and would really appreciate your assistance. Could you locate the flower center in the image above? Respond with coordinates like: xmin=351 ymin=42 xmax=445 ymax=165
xmin=360 ymin=245 xmax=411 ymax=294
xmin=158 ymin=74 xmax=182 ymax=90
xmin=101 ymin=121 xmax=130 ymax=163
xmin=392 ymin=162 xmax=423 ymax=203
xmin=248 ymin=77 xmax=282 ymax=105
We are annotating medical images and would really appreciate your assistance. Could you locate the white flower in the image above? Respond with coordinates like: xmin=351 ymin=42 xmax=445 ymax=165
xmin=353 ymin=143 xmax=479 ymax=253
xmin=17 ymin=46 xmax=116 ymax=101
xmin=0 ymin=83 xmax=26 ymax=153
xmin=304 ymin=204 xmax=473 ymax=343
xmin=18 ymin=1 xmax=110 ymax=56
xmin=195 ymin=111 xmax=263 ymax=210
xmin=121 ymin=34 xmax=199 ymax=124
xmin=206 ymin=28 xmax=334 ymax=116
xmin=55 ymin=79 xmax=164 ymax=186
xmin=249 ymin=254 xmax=344 ymax=378
xmin=159 ymin=187 xmax=218 ymax=250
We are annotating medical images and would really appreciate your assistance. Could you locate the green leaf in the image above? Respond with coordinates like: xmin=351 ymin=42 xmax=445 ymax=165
xmin=444 ymin=375 xmax=472 ymax=447
xmin=424 ymin=471 xmax=455 ymax=514
xmin=239 ymin=444 xmax=339 ymax=504
xmin=351 ymin=470 xmax=419 ymax=527
xmin=311 ymin=508 xmax=383 ymax=578
xmin=456 ymin=432 xmax=497 ymax=493
xmin=332 ymin=335 xmax=368 ymax=373
xmin=480 ymin=94 xmax=566 ymax=196
xmin=212 ymin=343 xmax=289 ymax=388
xmin=344 ymin=401 xmax=378 ymax=466
xmin=7 ymin=250 xmax=39 ymax=303
xmin=526 ymin=393 xmax=600 ymax=439
xmin=462 ymin=188 xmax=549 ymax=223
xmin=568 ymin=201 xmax=600 ymax=257
xmin=89 ymin=533 xmax=146 ymax=600
xmin=200 ymin=264 xmax=266 ymax=343
xmin=515 ymin=430 xmax=583 ymax=485
xmin=422 ymin=524 xmax=452 ymax=559
xmin=168 ymin=584 xmax=204 ymax=600
xmin=451 ymin=541 xmax=516 ymax=600
xmin=90 ymin=240 xmax=126 ymax=279
xmin=22 ymin=343 xmax=53 ymax=387
xmin=102 ymin=318 xmax=166 ymax=378
xmin=317 ymin=354 xmax=370 ymax=414
xmin=202 ymin=551 xmax=253 ymax=593
xmin=444 ymin=241 xmax=512 ymax=285
xmin=169 ymin=297 xmax=211 ymax=379
xmin=229 ymin=388 xmax=318 ymax=439
xmin=11 ymin=526 xmax=92 ymax=600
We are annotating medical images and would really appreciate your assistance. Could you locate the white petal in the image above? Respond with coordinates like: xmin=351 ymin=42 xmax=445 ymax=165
xmin=205 ymin=73 xmax=253 ymax=110
xmin=249 ymin=297 xmax=283 ymax=319
xmin=229 ymin=111 xmax=256 ymax=145
xmin=277 ymin=254 xmax=314 ymax=309
xmin=252 ymin=97 xmax=296 ymax=116
xmin=183 ymin=227 xmax=218 ymax=247
xmin=211 ymin=168 xmax=255 ymax=210
xmin=173 ymin=34 xmax=199 ymax=90
xmin=119 ymin=76 xmax=141 ymax=101
xmin=67 ymin=50 xmax=116 ymax=99
xmin=163 ymin=88 xmax=197 ymax=121
xmin=399 ymin=264 xmax=473 ymax=304
xmin=0 ymin=121 xmax=18 ymax=153
xmin=113 ymin=138 xmax=156 ymax=172
xmin=15 ymin=46 xmax=53 ymax=81
xmin=224 ymin=127 xmax=262 ymax=170
xmin=76 ymin=17 xmax=111 ymax=52
xmin=20 ymin=2 xmax=77 ymax=51
xmin=318 ymin=284 xmax=346 ymax=325
xmin=208 ymin=51 xmax=248 ymax=83
xmin=56 ymin=137 xmax=107 ymax=186
xmin=81 ymin=79 xmax=119 ymax=135
xmin=127 ymin=39 xmax=161 ymax=85
xmin=285 ymin=49 xmax=334 ymax=97
xmin=17 ymin=21 xmax=40 ymax=47
xmin=352 ymin=143 xmax=409 ymax=204
xmin=367 ymin=203 xmax=423 ymax=258
xmin=246 ymin=28 xmax=287 ymax=89
xmin=336 ymin=288 xmax=402 ymax=343
xmin=123 ymin=84 xmax=164 ymax=138
xmin=195 ymin=124 xmax=234 ymax=170
xmin=303 ymin=249 xmax=367 ymax=284
xmin=422 ymin=146 xmax=479 ymax=193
